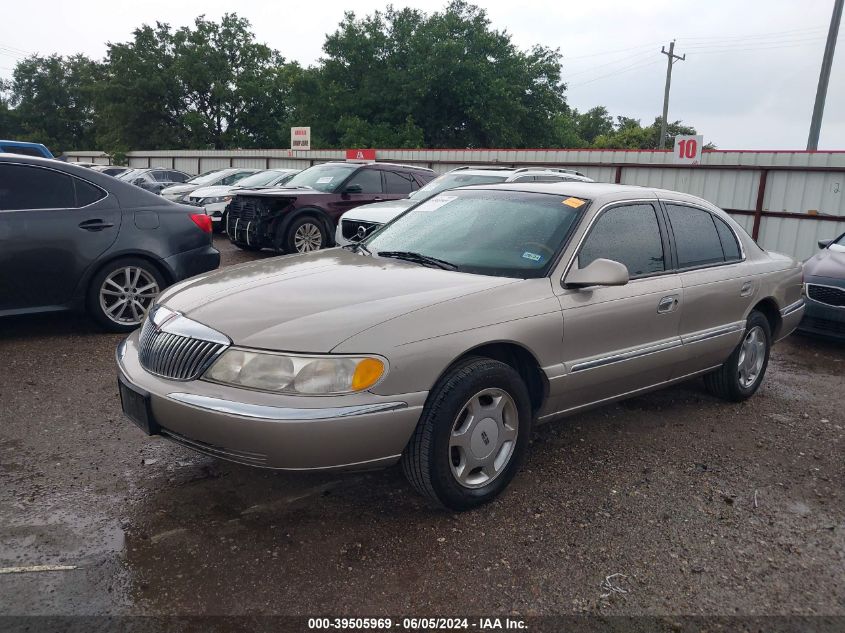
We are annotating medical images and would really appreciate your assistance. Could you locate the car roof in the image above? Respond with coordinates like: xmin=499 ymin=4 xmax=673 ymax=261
xmin=319 ymin=161 xmax=435 ymax=173
xmin=459 ymin=181 xmax=717 ymax=208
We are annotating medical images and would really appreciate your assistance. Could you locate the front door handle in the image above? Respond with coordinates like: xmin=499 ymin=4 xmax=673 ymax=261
xmin=372 ymin=197 xmax=383 ymax=202
xmin=657 ymin=295 xmax=679 ymax=314
xmin=78 ymin=219 xmax=114 ymax=232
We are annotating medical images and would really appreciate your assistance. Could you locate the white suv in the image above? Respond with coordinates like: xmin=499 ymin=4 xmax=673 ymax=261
xmin=335 ymin=166 xmax=594 ymax=246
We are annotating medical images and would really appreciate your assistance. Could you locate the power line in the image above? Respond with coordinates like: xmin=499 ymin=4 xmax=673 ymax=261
xmin=569 ymin=59 xmax=661 ymax=87
xmin=678 ymin=25 xmax=828 ymax=42
xmin=564 ymin=49 xmax=655 ymax=78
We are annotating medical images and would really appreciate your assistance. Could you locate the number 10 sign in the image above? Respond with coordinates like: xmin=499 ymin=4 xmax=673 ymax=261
xmin=673 ymin=134 xmax=704 ymax=165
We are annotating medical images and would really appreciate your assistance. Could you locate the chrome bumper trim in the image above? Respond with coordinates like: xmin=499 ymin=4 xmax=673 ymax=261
xmin=781 ymin=299 xmax=806 ymax=317
xmin=166 ymin=392 xmax=408 ymax=421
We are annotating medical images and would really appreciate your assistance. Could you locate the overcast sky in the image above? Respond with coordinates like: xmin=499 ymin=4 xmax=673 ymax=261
xmin=1 ymin=0 xmax=843 ymax=149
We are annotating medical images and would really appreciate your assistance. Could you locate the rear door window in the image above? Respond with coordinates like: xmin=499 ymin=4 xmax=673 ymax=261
xmin=578 ymin=203 xmax=666 ymax=277
xmin=0 ymin=164 xmax=77 ymax=210
xmin=665 ymin=204 xmax=726 ymax=268
xmin=384 ymin=171 xmax=415 ymax=194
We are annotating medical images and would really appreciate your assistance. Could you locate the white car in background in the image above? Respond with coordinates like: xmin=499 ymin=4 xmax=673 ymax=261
xmin=184 ymin=168 xmax=300 ymax=232
xmin=335 ymin=166 xmax=594 ymax=246
xmin=160 ymin=168 xmax=260 ymax=202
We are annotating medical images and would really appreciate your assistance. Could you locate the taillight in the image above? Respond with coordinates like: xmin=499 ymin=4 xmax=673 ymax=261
xmin=190 ymin=213 xmax=212 ymax=233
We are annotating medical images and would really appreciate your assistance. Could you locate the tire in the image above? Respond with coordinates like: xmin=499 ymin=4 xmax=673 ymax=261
xmin=283 ymin=215 xmax=327 ymax=254
xmin=704 ymin=310 xmax=772 ymax=402
xmin=87 ymin=257 xmax=166 ymax=333
xmin=401 ymin=357 xmax=532 ymax=511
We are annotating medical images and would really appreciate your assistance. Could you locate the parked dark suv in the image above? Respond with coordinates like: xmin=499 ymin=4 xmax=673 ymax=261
xmin=225 ymin=162 xmax=435 ymax=253
xmin=0 ymin=154 xmax=220 ymax=332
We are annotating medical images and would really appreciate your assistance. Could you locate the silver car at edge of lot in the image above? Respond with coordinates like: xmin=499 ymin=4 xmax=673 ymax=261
xmin=159 ymin=168 xmax=260 ymax=202
xmin=334 ymin=166 xmax=594 ymax=247
xmin=797 ymin=231 xmax=845 ymax=340
xmin=116 ymin=182 xmax=805 ymax=510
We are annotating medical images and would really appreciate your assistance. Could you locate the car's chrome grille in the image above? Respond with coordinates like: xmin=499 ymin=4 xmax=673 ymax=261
xmin=138 ymin=317 xmax=226 ymax=381
xmin=341 ymin=219 xmax=381 ymax=241
xmin=807 ymin=284 xmax=845 ymax=308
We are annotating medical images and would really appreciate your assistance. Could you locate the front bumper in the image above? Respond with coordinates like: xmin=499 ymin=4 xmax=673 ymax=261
xmin=797 ymin=298 xmax=845 ymax=340
xmin=116 ymin=332 xmax=426 ymax=470
xmin=203 ymin=202 xmax=227 ymax=221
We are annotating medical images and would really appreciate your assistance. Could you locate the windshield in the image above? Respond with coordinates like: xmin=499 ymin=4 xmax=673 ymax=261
xmin=187 ymin=170 xmax=229 ymax=185
xmin=365 ymin=189 xmax=586 ymax=278
xmin=411 ymin=173 xmax=508 ymax=199
xmin=116 ymin=169 xmax=141 ymax=181
xmin=281 ymin=163 xmax=358 ymax=192
xmin=236 ymin=170 xmax=292 ymax=188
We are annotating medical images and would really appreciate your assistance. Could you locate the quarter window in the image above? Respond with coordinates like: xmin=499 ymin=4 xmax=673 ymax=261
xmin=713 ymin=216 xmax=741 ymax=261
xmin=666 ymin=204 xmax=727 ymax=268
xmin=578 ymin=203 xmax=665 ymax=277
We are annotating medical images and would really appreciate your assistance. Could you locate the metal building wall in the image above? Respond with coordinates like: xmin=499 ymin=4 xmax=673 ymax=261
xmin=63 ymin=148 xmax=845 ymax=260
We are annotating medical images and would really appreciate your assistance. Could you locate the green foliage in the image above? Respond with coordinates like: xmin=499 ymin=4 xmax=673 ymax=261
xmin=1 ymin=6 xmax=707 ymax=152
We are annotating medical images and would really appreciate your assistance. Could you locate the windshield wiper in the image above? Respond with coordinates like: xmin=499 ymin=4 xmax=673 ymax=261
xmin=376 ymin=250 xmax=457 ymax=271
xmin=342 ymin=242 xmax=372 ymax=255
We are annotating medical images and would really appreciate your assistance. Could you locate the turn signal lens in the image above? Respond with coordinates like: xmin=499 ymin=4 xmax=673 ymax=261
xmin=351 ymin=358 xmax=386 ymax=391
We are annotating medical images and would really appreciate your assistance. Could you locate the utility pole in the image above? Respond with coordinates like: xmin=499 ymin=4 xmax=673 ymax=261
xmin=807 ymin=0 xmax=843 ymax=150
xmin=659 ymin=40 xmax=685 ymax=149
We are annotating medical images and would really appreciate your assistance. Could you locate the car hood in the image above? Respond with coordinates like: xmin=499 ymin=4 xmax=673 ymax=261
xmin=161 ymin=184 xmax=198 ymax=195
xmin=156 ymin=248 xmax=516 ymax=352
xmin=804 ymin=248 xmax=845 ymax=279
xmin=188 ymin=185 xmax=233 ymax=199
xmin=342 ymin=198 xmax=416 ymax=224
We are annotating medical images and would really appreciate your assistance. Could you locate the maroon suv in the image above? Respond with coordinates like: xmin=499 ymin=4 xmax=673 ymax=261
xmin=225 ymin=162 xmax=435 ymax=253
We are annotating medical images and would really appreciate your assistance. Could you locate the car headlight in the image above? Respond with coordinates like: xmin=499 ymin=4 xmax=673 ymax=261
xmin=204 ymin=349 xmax=387 ymax=395
xmin=201 ymin=196 xmax=232 ymax=205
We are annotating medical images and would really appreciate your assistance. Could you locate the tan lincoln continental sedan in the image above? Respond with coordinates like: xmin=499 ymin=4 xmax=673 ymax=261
xmin=117 ymin=182 xmax=805 ymax=510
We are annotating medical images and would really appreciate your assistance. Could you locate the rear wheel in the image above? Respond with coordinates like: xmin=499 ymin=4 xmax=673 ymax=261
xmin=87 ymin=257 xmax=165 ymax=333
xmin=401 ymin=357 xmax=532 ymax=511
xmin=704 ymin=310 xmax=772 ymax=401
xmin=284 ymin=216 xmax=326 ymax=254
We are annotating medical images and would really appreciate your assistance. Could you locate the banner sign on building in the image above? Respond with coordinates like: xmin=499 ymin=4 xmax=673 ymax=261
xmin=291 ymin=127 xmax=311 ymax=151
xmin=345 ymin=149 xmax=376 ymax=162
xmin=673 ymin=134 xmax=703 ymax=165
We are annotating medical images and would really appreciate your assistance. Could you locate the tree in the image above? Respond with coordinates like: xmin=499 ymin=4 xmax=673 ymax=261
xmin=574 ymin=107 xmax=614 ymax=145
xmin=7 ymin=54 xmax=100 ymax=153
xmin=317 ymin=1 xmax=569 ymax=148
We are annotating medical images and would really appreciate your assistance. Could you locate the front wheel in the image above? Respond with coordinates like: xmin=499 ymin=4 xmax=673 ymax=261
xmin=87 ymin=258 xmax=165 ymax=333
xmin=704 ymin=310 xmax=772 ymax=402
xmin=284 ymin=216 xmax=327 ymax=254
xmin=401 ymin=357 xmax=532 ymax=511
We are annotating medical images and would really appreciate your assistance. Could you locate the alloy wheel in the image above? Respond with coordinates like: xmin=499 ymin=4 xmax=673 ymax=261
xmin=99 ymin=266 xmax=159 ymax=326
xmin=448 ymin=388 xmax=519 ymax=489
xmin=293 ymin=222 xmax=323 ymax=253
xmin=737 ymin=325 xmax=766 ymax=388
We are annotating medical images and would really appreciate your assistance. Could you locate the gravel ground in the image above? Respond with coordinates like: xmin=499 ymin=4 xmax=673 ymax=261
xmin=1 ymin=235 xmax=843 ymax=617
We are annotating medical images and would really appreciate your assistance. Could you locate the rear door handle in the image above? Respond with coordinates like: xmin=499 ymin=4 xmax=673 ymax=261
xmin=78 ymin=219 xmax=114 ymax=232
xmin=657 ymin=295 xmax=679 ymax=313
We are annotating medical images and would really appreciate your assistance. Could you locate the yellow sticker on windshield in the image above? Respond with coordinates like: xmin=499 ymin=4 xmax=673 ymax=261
xmin=562 ymin=197 xmax=586 ymax=208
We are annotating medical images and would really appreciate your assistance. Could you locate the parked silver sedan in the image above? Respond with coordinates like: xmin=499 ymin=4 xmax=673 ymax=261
xmin=117 ymin=183 xmax=805 ymax=510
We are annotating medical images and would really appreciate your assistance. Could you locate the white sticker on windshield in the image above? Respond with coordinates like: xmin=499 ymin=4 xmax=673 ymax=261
xmin=415 ymin=195 xmax=457 ymax=212
xmin=316 ymin=176 xmax=334 ymax=184
xmin=522 ymin=251 xmax=542 ymax=262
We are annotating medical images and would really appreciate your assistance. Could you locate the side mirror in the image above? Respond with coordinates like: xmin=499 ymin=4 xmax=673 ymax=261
xmin=818 ymin=239 xmax=833 ymax=249
xmin=563 ymin=258 xmax=629 ymax=289
xmin=344 ymin=183 xmax=363 ymax=194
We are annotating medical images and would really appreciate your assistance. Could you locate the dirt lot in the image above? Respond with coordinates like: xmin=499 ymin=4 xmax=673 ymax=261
xmin=1 ymin=236 xmax=843 ymax=618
